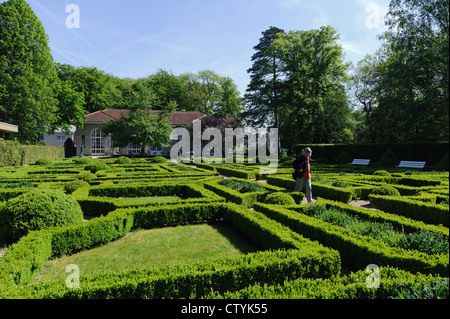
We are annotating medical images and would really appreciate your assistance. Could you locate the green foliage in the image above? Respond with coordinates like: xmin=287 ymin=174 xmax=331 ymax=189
xmin=0 ymin=203 xmax=340 ymax=298
xmin=148 ymin=156 xmax=167 ymax=163
xmin=245 ymin=26 xmax=285 ymax=128
xmin=271 ymin=26 xmax=352 ymax=147
xmin=206 ymin=267 xmax=448 ymax=299
xmin=392 ymin=279 xmax=449 ymax=299
xmin=301 ymin=204 xmax=448 ymax=255
xmin=254 ymin=203 xmax=448 ymax=276
xmin=377 ymin=148 xmax=399 ymax=167
xmin=0 ymin=0 xmax=59 ymax=143
xmin=371 ymin=186 xmax=401 ymax=196
xmin=0 ymin=141 xmax=64 ymax=167
xmin=436 ymin=150 xmax=449 ymax=171
xmin=373 ymin=170 xmax=391 ymax=177
xmin=84 ymin=162 xmax=110 ymax=173
xmin=72 ymin=157 xmax=92 ymax=165
xmin=369 ymin=194 xmax=449 ymax=227
xmin=334 ymin=149 xmax=352 ymax=164
xmin=218 ymin=179 xmax=266 ymax=193
xmin=34 ymin=158 xmax=53 ymax=167
xmin=102 ymin=107 xmax=174 ymax=156
xmin=78 ymin=171 xmax=97 ymax=183
xmin=264 ymin=192 xmax=296 ymax=205
xmin=64 ymin=180 xmax=89 ymax=195
xmin=114 ymin=156 xmax=131 ymax=164
xmin=0 ymin=189 xmax=83 ymax=244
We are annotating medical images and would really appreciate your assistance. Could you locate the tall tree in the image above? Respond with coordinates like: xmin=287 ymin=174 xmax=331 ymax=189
xmin=0 ymin=0 xmax=59 ymax=143
xmin=271 ymin=26 xmax=352 ymax=148
xmin=102 ymin=101 xmax=176 ymax=156
xmin=56 ymin=65 xmax=123 ymax=114
xmin=178 ymin=70 xmax=244 ymax=117
xmin=245 ymin=26 xmax=285 ymax=130
xmin=376 ymin=0 xmax=449 ymax=142
xmin=349 ymin=53 xmax=384 ymax=143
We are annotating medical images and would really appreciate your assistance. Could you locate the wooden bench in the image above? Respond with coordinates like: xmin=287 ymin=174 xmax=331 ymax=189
xmin=397 ymin=161 xmax=426 ymax=169
xmin=350 ymin=159 xmax=371 ymax=166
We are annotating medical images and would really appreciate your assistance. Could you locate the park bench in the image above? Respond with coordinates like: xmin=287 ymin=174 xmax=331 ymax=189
xmin=397 ymin=161 xmax=426 ymax=169
xmin=350 ymin=159 xmax=371 ymax=166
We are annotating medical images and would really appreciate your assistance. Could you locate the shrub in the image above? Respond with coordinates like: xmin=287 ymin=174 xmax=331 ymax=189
xmin=373 ymin=170 xmax=391 ymax=177
xmin=64 ymin=180 xmax=90 ymax=194
xmin=84 ymin=162 xmax=110 ymax=173
xmin=377 ymin=148 xmax=399 ymax=167
xmin=115 ymin=156 xmax=131 ymax=164
xmin=436 ymin=150 xmax=449 ymax=171
xmin=72 ymin=157 xmax=92 ymax=165
xmin=148 ymin=156 xmax=167 ymax=163
xmin=34 ymin=158 xmax=53 ymax=166
xmin=371 ymin=186 xmax=401 ymax=196
xmin=334 ymin=149 xmax=352 ymax=164
xmin=0 ymin=189 xmax=83 ymax=243
xmin=264 ymin=192 xmax=296 ymax=205
xmin=78 ymin=171 xmax=97 ymax=183
xmin=331 ymin=180 xmax=351 ymax=188
xmin=218 ymin=179 xmax=266 ymax=193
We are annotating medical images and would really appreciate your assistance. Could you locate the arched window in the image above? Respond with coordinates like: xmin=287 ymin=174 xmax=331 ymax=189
xmin=91 ymin=129 xmax=105 ymax=154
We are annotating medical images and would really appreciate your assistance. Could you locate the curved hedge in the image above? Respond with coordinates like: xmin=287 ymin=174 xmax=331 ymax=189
xmin=0 ymin=202 xmax=340 ymax=299
xmin=0 ymin=189 xmax=83 ymax=243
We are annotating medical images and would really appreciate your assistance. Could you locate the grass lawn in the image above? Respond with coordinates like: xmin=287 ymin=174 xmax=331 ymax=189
xmin=35 ymin=223 xmax=258 ymax=283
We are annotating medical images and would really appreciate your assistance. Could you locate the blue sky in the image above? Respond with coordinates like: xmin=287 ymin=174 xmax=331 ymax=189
xmin=4 ymin=0 xmax=391 ymax=94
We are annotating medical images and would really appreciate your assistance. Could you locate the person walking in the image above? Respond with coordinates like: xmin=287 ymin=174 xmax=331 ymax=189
xmin=293 ymin=147 xmax=313 ymax=203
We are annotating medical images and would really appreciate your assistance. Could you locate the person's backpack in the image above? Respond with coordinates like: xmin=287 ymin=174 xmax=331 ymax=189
xmin=292 ymin=156 xmax=301 ymax=170
xmin=292 ymin=156 xmax=302 ymax=181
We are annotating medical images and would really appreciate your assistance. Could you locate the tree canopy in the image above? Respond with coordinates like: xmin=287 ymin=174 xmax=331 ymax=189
xmin=350 ymin=0 xmax=449 ymax=143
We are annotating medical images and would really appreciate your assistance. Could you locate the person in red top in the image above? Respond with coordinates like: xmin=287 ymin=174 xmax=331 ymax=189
xmin=294 ymin=147 xmax=313 ymax=203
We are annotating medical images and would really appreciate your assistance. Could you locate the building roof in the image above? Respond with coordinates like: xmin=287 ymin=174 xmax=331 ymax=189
xmin=0 ymin=122 xmax=19 ymax=133
xmin=83 ymin=109 xmax=207 ymax=126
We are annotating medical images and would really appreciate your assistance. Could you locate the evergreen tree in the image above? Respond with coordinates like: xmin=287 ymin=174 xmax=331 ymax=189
xmin=272 ymin=26 xmax=352 ymax=147
xmin=0 ymin=0 xmax=59 ymax=143
xmin=245 ymin=26 xmax=285 ymax=129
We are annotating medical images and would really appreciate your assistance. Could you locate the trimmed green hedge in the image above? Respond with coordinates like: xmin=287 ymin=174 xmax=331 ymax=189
xmin=369 ymin=194 xmax=449 ymax=227
xmin=204 ymin=178 xmax=304 ymax=207
xmin=206 ymin=266 xmax=449 ymax=299
xmin=0 ymin=202 xmax=340 ymax=299
xmin=292 ymin=142 xmax=449 ymax=166
xmin=253 ymin=202 xmax=448 ymax=276
xmin=72 ymin=183 xmax=226 ymax=217
xmin=0 ymin=141 xmax=65 ymax=167
xmin=266 ymin=175 xmax=353 ymax=203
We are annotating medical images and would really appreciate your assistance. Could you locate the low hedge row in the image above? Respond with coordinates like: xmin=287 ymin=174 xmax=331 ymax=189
xmin=205 ymin=266 xmax=449 ymax=299
xmin=0 ymin=202 xmax=340 ymax=299
xmin=368 ymin=194 xmax=449 ymax=227
xmin=266 ymin=175 xmax=354 ymax=203
xmin=315 ymin=199 xmax=449 ymax=238
xmin=253 ymin=203 xmax=449 ymax=276
xmin=204 ymin=178 xmax=304 ymax=207
xmin=0 ymin=188 xmax=31 ymax=202
xmin=72 ymin=183 xmax=226 ymax=217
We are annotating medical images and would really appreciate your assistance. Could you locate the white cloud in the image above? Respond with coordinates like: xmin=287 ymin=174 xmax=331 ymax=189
xmin=339 ymin=41 xmax=364 ymax=55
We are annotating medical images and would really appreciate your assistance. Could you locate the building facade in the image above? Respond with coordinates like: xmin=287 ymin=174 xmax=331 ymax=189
xmin=0 ymin=122 xmax=18 ymax=140
xmin=74 ymin=109 xmax=207 ymax=157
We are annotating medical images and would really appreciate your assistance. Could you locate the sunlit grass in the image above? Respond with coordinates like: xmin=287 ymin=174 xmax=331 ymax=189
xmin=35 ymin=223 xmax=258 ymax=283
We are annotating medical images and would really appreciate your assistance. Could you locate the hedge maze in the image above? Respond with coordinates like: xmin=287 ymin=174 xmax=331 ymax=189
xmin=0 ymin=156 xmax=448 ymax=299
